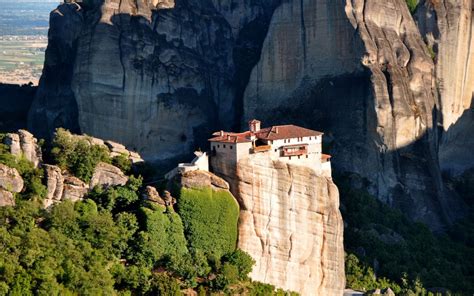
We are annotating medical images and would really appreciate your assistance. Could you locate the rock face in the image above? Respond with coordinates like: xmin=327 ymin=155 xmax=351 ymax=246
xmin=0 ymin=84 xmax=36 ymax=133
xmin=242 ymin=0 xmax=466 ymax=230
xmin=30 ymin=0 xmax=473 ymax=230
xmin=0 ymin=164 xmax=24 ymax=207
xmin=28 ymin=0 xmax=280 ymax=163
xmin=212 ymin=154 xmax=345 ymax=295
xmin=0 ymin=164 xmax=24 ymax=193
xmin=415 ymin=0 xmax=474 ymax=174
xmin=4 ymin=130 xmax=43 ymax=167
xmin=90 ymin=162 xmax=128 ymax=188
xmin=43 ymin=164 xmax=89 ymax=208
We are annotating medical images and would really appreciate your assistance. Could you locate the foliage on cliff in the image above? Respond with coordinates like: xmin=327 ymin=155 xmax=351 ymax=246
xmin=176 ymin=187 xmax=239 ymax=260
xmin=0 ymin=133 xmax=46 ymax=199
xmin=338 ymin=174 xmax=474 ymax=295
xmin=0 ymin=133 xmax=299 ymax=295
xmin=50 ymin=128 xmax=111 ymax=183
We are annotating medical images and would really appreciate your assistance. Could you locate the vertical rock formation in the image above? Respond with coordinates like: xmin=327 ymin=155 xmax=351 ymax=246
xmin=415 ymin=0 xmax=474 ymax=174
xmin=212 ymin=154 xmax=345 ymax=296
xmin=43 ymin=164 xmax=89 ymax=208
xmin=29 ymin=0 xmax=280 ymax=164
xmin=4 ymin=130 xmax=43 ymax=168
xmin=242 ymin=0 xmax=465 ymax=229
xmin=0 ymin=164 xmax=24 ymax=207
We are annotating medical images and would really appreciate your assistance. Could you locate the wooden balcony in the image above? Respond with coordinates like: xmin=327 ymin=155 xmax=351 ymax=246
xmin=282 ymin=144 xmax=308 ymax=157
xmin=252 ymin=145 xmax=272 ymax=153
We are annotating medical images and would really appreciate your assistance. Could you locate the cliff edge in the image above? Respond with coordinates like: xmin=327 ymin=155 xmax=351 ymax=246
xmin=212 ymin=153 xmax=345 ymax=296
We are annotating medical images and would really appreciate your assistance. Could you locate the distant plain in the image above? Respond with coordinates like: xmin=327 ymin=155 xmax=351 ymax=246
xmin=0 ymin=1 xmax=59 ymax=85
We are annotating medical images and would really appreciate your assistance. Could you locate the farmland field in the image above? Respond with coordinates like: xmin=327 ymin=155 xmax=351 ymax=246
xmin=0 ymin=1 xmax=59 ymax=85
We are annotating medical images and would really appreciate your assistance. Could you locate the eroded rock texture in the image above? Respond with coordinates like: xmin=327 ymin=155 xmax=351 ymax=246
xmin=415 ymin=0 xmax=474 ymax=174
xmin=29 ymin=0 xmax=280 ymax=164
xmin=90 ymin=162 xmax=128 ymax=188
xmin=30 ymin=0 xmax=472 ymax=230
xmin=243 ymin=0 xmax=466 ymax=230
xmin=0 ymin=164 xmax=24 ymax=207
xmin=4 ymin=130 xmax=43 ymax=168
xmin=43 ymin=164 xmax=89 ymax=208
xmin=212 ymin=154 xmax=345 ymax=296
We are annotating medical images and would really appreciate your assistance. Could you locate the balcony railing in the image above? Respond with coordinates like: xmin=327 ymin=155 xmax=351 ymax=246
xmin=282 ymin=145 xmax=307 ymax=157
xmin=252 ymin=145 xmax=272 ymax=153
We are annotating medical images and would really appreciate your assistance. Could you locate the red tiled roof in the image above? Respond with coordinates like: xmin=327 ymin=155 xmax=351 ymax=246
xmin=209 ymin=131 xmax=253 ymax=143
xmin=256 ymin=125 xmax=323 ymax=140
xmin=209 ymin=123 xmax=323 ymax=143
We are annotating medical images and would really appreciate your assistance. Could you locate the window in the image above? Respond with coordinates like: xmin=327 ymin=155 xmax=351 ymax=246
xmin=230 ymin=146 xmax=233 ymax=150
xmin=274 ymin=149 xmax=277 ymax=152
xmin=223 ymin=145 xmax=226 ymax=148
xmin=217 ymin=144 xmax=220 ymax=148
xmin=298 ymin=156 xmax=300 ymax=159
xmin=306 ymin=155 xmax=309 ymax=159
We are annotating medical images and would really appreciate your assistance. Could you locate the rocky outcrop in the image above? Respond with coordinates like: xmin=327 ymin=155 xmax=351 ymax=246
xmin=90 ymin=162 xmax=128 ymax=188
xmin=142 ymin=185 xmax=166 ymax=206
xmin=4 ymin=130 xmax=43 ymax=167
xmin=0 ymin=189 xmax=15 ymax=207
xmin=0 ymin=164 xmax=24 ymax=207
xmin=212 ymin=154 xmax=345 ymax=295
xmin=178 ymin=170 xmax=229 ymax=190
xmin=43 ymin=164 xmax=89 ymax=208
xmin=0 ymin=164 xmax=24 ymax=193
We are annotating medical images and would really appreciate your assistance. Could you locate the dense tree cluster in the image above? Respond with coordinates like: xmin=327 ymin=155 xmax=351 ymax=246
xmin=338 ymin=173 xmax=474 ymax=295
xmin=0 ymin=131 xmax=298 ymax=295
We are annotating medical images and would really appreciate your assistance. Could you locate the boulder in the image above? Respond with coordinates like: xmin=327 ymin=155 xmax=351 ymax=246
xmin=63 ymin=176 xmax=89 ymax=202
xmin=179 ymin=170 xmax=229 ymax=190
xmin=90 ymin=162 xmax=128 ymax=188
xmin=0 ymin=164 xmax=24 ymax=193
xmin=142 ymin=186 xmax=166 ymax=206
xmin=44 ymin=164 xmax=65 ymax=204
xmin=0 ymin=189 xmax=15 ymax=207
xmin=43 ymin=165 xmax=89 ymax=208
xmin=4 ymin=130 xmax=42 ymax=167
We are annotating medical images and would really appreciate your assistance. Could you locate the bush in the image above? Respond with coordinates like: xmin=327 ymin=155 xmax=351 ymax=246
xmin=51 ymin=129 xmax=111 ymax=182
xmin=406 ymin=0 xmax=418 ymax=14
xmin=112 ymin=154 xmax=132 ymax=174
xmin=176 ymin=187 xmax=239 ymax=260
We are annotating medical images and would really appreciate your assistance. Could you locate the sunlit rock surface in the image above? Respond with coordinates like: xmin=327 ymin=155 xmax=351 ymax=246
xmin=212 ymin=154 xmax=345 ymax=296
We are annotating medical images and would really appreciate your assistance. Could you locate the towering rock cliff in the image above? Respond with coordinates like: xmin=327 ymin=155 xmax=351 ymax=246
xmin=415 ymin=0 xmax=474 ymax=174
xmin=212 ymin=153 xmax=345 ymax=296
xmin=29 ymin=0 xmax=279 ymax=163
xmin=242 ymin=0 xmax=467 ymax=229
xmin=30 ymin=0 xmax=473 ymax=229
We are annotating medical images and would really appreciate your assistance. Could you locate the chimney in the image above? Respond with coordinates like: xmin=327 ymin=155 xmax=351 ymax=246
xmin=275 ymin=127 xmax=279 ymax=134
xmin=227 ymin=135 xmax=231 ymax=141
xmin=219 ymin=130 xmax=224 ymax=136
xmin=249 ymin=119 xmax=261 ymax=132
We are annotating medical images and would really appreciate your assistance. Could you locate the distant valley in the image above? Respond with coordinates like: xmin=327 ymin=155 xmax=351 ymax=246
xmin=0 ymin=1 xmax=58 ymax=85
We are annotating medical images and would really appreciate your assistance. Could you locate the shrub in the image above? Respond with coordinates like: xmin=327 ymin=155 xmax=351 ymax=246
xmin=176 ymin=187 xmax=239 ymax=260
xmin=51 ymin=129 xmax=111 ymax=182
xmin=112 ymin=153 xmax=132 ymax=173
xmin=406 ymin=0 xmax=418 ymax=14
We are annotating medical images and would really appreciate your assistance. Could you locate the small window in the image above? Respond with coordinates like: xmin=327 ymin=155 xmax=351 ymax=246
xmin=223 ymin=144 xmax=226 ymax=148
xmin=230 ymin=146 xmax=233 ymax=150
xmin=274 ymin=149 xmax=277 ymax=152
xmin=289 ymin=156 xmax=292 ymax=160
xmin=298 ymin=156 xmax=300 ymax=159
xmin=306 ymin=155 xmax=309 ymax=159
xmin=217 ymin=144 xmax=220 ymax=148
